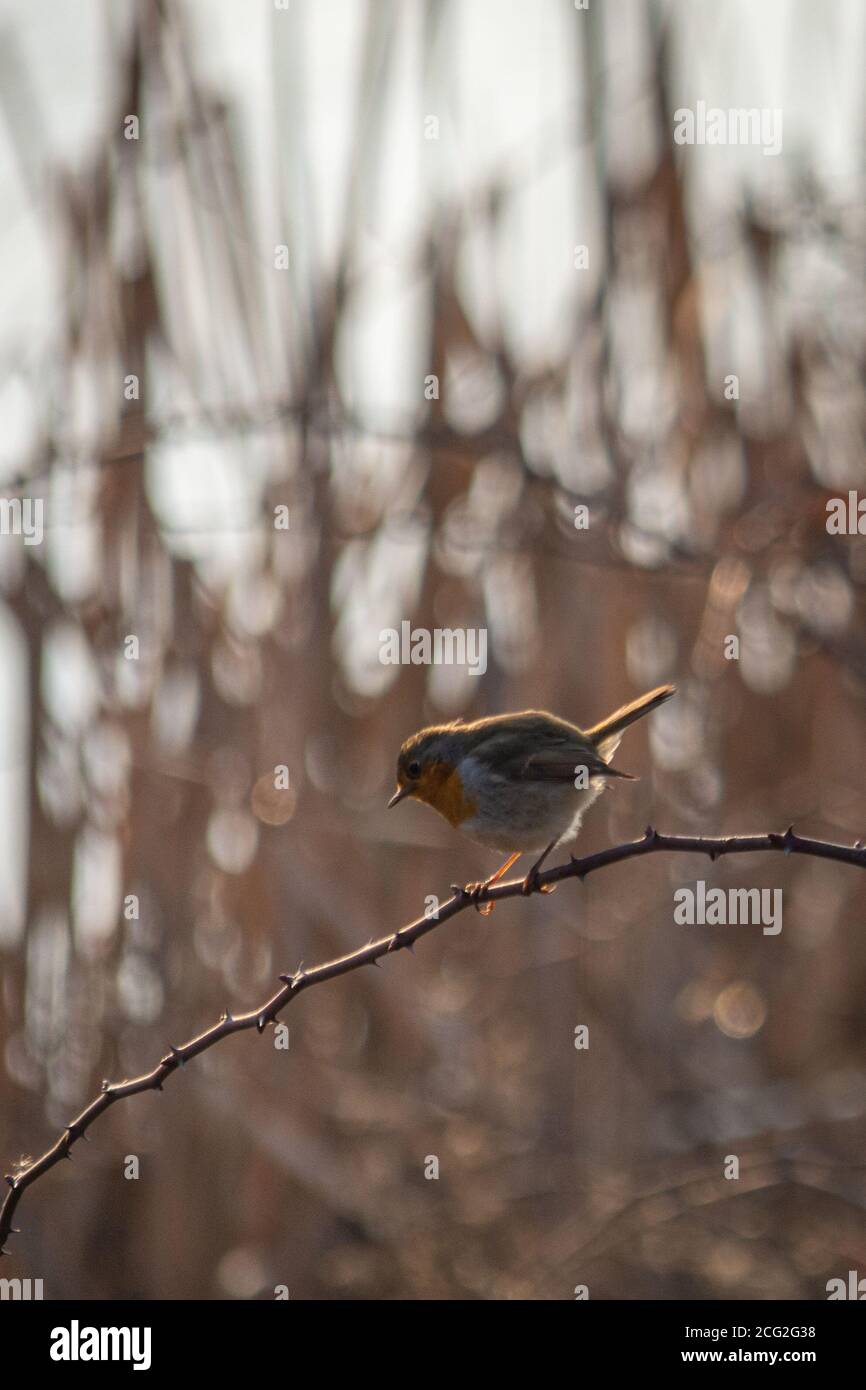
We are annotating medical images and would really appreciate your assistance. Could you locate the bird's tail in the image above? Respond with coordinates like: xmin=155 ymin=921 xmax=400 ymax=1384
xmin=586 ymin=684 xmax=675 ymax=759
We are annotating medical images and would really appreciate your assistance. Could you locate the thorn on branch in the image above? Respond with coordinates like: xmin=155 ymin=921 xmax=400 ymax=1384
xmin=279 ymin=962 xmax=306 ymax=990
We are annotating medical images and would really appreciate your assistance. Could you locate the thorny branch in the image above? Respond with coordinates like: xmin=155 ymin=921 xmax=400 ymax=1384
xmin=2 ymin=824 xmax=865 ymax=1256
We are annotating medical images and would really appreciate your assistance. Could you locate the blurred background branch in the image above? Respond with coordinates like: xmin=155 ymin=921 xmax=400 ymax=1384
xmin=0 ymin=0 xmax=864 ymax=1298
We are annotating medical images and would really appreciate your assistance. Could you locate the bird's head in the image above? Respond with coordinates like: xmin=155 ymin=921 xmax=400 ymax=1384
xmin=387 ymin=723 xmax=470 ymax=821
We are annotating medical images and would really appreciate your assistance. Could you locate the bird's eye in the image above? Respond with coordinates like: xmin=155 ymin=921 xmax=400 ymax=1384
xmin=407 ymin=760 xmax=421 ymax=778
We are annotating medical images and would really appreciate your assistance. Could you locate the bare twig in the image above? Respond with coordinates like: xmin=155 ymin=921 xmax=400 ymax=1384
xmin=2 ymin=824 xmax=864 ymax=1256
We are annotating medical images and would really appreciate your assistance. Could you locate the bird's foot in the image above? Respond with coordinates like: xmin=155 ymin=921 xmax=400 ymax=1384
xmin=463 ymin=880 xmax=496 ymax=916
xmin=521 ymin=867 xmax=557 ymax=897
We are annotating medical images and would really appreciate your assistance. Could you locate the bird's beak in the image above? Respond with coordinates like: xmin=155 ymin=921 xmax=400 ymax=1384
xmin=387 ymin=784 xmax=412 ymax=808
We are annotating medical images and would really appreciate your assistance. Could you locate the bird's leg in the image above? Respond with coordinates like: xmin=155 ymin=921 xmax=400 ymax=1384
xmin=521 ymin=839 xmax=559 ymax=896
xmin=464 ymin=851 xmax=522 ymax=916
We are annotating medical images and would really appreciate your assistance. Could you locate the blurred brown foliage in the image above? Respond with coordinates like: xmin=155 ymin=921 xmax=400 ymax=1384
xmin=1 ymin=1 xmax=865 ymax=1299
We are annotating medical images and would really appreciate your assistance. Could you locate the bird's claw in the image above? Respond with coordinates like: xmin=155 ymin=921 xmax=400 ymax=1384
xmin=521 ymin=870 xmax=556 ymax=897
xmin=463 ymin=881 xmax=495 ymax=916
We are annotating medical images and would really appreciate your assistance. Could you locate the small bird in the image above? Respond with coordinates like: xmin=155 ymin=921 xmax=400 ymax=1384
xmin=388 ymin=684 xmax=675 ymax=913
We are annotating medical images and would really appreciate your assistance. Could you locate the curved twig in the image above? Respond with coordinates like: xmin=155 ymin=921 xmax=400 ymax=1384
xmin=2 ymin=824 xmax=864 ymax=1256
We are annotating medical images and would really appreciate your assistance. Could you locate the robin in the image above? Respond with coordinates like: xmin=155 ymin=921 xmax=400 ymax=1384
xmin=388 ymin=684 xmax=675 ymax=913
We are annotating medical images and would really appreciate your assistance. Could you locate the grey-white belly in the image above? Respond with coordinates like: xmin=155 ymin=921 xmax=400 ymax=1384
xmin=456 ymin=757 xmax=606 ymax=855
